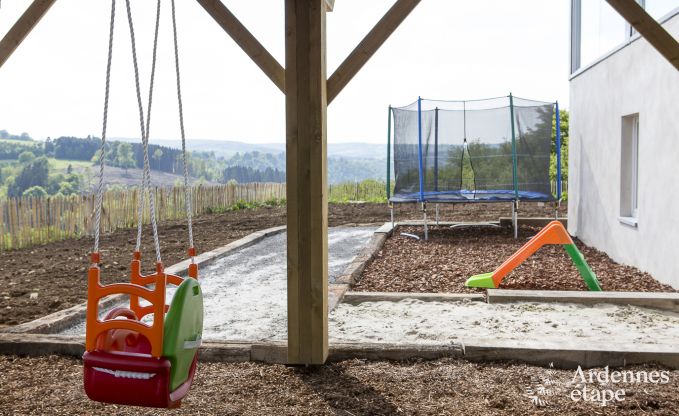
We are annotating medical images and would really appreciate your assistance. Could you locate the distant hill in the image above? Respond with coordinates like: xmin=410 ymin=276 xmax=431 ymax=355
xmin=112 ymin=138 xmax=387 ymax=160
xmin=74 ymin=165 xmax=218 ymax=190
xmin=1 ymin=131 xmax=388 ymax=189
xmin=111 ymin=138 xmax=388 ymax=183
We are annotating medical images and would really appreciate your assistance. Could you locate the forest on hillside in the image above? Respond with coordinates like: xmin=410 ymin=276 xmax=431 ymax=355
xmin=0 ymin=133 xmax=386 ymax=198
xmin=0 ymin=110 xmax=568 ymax=199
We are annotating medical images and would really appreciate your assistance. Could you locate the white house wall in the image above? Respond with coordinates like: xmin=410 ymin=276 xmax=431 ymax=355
xmin=568 ymin=15 xmax=679 ymax=288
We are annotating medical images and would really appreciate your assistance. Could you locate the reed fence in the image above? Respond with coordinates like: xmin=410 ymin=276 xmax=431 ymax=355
xmin=0 ymin=183 xmax=285 ymax=250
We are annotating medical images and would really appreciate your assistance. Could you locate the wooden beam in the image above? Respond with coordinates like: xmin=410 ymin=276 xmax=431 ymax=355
xmin=196 ymin=0 xmax=286 ymax=93
xmin=605 ymin=0 xmax=679 ymax=71
xmin=327 ymin=0 xmax=420 ymax=104
xmin=285 ymin=0 xmax=328 ymax=365
xmin=0 ymin=0 xmax=57 ymax=70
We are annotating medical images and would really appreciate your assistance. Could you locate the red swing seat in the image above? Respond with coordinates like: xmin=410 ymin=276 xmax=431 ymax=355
xmin=83 ymin=350 xmax=197 ymax=408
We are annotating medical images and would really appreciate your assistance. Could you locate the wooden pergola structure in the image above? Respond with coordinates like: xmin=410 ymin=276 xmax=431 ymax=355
xmin=1 ymin=0 xmax=677 ymax=365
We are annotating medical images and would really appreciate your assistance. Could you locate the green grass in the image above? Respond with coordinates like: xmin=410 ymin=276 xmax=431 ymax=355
xmin=48 ymin=158 xmax=92 ymax=170
xmin=0 ymin=139 xmax=39 ymax=146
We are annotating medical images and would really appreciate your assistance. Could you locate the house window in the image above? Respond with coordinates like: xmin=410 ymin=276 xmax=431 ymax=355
xmin=620 ymin=114 xmax=639 ymax=226
xmin=570 ymin=0 xmax=679 ymax=73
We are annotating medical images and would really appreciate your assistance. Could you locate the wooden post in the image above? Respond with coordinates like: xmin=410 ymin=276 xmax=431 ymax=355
xmin=285 ymin=0 xmax=328 ymax=365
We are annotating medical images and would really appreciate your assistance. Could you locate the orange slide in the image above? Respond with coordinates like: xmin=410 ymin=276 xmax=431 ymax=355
xmin=465 ymin=221 xmax=602 ymax=291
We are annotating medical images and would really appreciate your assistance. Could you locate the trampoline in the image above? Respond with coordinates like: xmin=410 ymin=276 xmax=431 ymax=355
xmin=386 ymin=95 xmax=563 ymax=239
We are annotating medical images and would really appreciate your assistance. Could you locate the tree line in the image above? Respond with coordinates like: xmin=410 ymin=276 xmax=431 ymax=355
xmin=46 ymin=136 xmax=184 ymax=173
xmin=2 ymin=153 xmax=81 ymax=198
xmin=222 ymin=166 xmax=285 ymax=183
xmin=0 ymin=130 xmax=33 ymax=141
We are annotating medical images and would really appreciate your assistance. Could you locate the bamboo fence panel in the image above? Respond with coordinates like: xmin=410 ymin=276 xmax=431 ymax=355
xmin=0 ymin=183 xmax=287 ymax=250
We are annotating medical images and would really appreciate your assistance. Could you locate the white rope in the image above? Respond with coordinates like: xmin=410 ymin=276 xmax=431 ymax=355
xmin=124 ymin=0 xmax=148 ymax=254
xmin=170 ymin=0 xmax=195 ymax=257
xmin=93 ymin=0 xmax=116 ymax=259
xmin=125 ymin=0 xmax=163 ymax=264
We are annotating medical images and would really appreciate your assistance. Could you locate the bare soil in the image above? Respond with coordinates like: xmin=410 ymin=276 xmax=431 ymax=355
xmin=355 ymin=225 xmax=675 ymax=294
xmin=1 ymin=356 xmax=678 ymax=415
xmin=0 ymin=202 xmax=561 ymax=327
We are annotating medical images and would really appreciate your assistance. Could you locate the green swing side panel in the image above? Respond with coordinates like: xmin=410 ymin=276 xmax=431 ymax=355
xmin=163 ymin=278 xmax=204 ymax=391
xmin=563 ymin=244 xmax=602 ymax=291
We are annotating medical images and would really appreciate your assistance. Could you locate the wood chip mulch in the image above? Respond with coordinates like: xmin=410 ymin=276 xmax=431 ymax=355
xmin=354 ymin=225 xmax=675 ymax=293
xmin=1 ymin=355 xmax=678 ymax=415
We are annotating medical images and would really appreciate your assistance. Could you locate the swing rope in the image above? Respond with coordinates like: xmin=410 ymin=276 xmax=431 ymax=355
xmin=126 ymin=0 xmax=163 ymax=265
xmin=93 ymin=0 xmax=116 ymax=260
xmin=125 ymin=0 xmax=148 ymax=254
xmin=170 ymin=0 xmax=195 ymax=259
xmin=94 ymin=0 xmax=193 ymax=266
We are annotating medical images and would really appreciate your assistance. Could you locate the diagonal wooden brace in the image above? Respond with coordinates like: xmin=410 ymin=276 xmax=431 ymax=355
xmin=0 ymin=0 xmax=57 ymax=70
xmin=605 ymin=0 xmax=679 ymax=71
xmin=195 ymin=0 xmax=286 ymax=93
xmin=327 ymin=0 xmax=421 ymax=103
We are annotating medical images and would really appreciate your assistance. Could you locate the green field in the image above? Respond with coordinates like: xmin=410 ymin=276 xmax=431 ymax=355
xmin=0 ymin=139 xmax=39 ymax=146
xmin=48 ymin=158 xmax=92 ymax=170
xmin=0 ymin=158 xmax=91 ymax=170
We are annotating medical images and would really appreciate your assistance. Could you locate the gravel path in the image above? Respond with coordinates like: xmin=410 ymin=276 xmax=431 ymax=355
xmin=61 ymin=226 xmax=376 ymax=340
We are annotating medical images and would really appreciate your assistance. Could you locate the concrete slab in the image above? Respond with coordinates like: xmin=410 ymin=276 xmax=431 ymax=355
xmin=375 ymin=222 xmax=395 ymax=234
xmin=328 ymin=283 xmax=350 ymax=311
xmin=487 ymin=289 xmax=679 ymax=313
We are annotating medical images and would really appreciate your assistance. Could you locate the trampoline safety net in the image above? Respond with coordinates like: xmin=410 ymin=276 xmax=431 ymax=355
xmin=388 ymin=96 xmax=560 ymax=203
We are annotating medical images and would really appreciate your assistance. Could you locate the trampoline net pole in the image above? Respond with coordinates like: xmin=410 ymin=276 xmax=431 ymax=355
xmin=417 ymin=97 xmax=424 ymax=202
xmin=512 ymin=200 xmax=518 ymax=239
xmin=434 ymin=107 xmax=439 ymax=192
xmin=387 ymin=105 xmax=392 ymax=200
xmin=390 ymin=203 xmax=394 ymax=228
xmin=555 ymin=101 xmax=562 ymax=200
xmin=509 ymin=93 xmax=519 ymax=200
xmin=422 ymin=202 xmax=428 ymax=241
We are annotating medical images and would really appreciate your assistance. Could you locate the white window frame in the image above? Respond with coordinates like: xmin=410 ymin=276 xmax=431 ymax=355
xmin=570 ymin=0 xmax=679 ymax=76
xmin=630 ymin=116 xmax=639 ymax=218
xmin=619 ymin=114 xmax=639 ymax=227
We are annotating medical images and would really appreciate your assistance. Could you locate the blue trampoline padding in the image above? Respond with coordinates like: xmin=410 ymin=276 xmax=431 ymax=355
xmin=389 ymin=189 xmax=554 ymax=203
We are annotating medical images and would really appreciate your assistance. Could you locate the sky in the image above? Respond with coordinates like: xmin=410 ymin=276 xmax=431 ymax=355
xmin=0 ymin=0 xmax=571 ymax=144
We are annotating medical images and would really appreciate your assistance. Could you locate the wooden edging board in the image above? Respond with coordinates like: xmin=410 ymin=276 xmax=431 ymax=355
xmin=487 ymin=289 xmax=679 ymax=313
xmin=328 ymin=222 xmax=394 ymax=311
xmin=1 ymin=333 xmax=677 ymax=370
